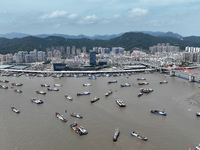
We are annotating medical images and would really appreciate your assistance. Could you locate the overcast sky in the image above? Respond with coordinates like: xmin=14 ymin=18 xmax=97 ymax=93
xmin=0 ymin=0 xmax=200 ymax=36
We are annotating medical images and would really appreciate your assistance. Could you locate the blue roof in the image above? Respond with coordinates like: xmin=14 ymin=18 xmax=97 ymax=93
xmin=0 ymin=65 xmax=14 ymax=69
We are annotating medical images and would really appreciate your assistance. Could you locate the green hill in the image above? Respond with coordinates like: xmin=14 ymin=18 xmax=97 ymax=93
xmin=0 ymin=32 xmax=200 ymax=54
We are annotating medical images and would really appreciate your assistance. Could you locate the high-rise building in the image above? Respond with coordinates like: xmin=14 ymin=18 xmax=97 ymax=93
xmin=71 ymin=46 xmax=76 ymax=55
xmin=38 ymin=51 xmax=45 ymax=61
xmin=89 ymin=50 xmax=96 ymax=66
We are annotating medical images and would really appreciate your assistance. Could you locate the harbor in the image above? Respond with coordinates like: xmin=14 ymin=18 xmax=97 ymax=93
xmin=0 ymin=71 xmax=200 ymax=150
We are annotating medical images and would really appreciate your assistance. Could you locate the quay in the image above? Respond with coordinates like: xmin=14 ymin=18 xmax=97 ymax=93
xmin=0 ymin=68 xmax=155 ymax=75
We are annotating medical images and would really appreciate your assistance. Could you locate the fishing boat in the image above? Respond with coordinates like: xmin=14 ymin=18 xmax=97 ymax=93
xmin=140 ymin=88 xmax=153 ymax=93
xmin=137 ymin=78 xmax=146 ymax=80
xmin=138 ymin=92 xmax=143 ymax=97
xmin=90 ymin=96 xmax=100 ymax=103
xmin=116 ymin=98 xmax=126 ymax=107
xmin=151 ymin=109 xmax=167 ymax=116
xmin=55 ymin=112 xmax=67 ymax=122
xmin=138 ymin=82 xmax=149 ymax=85
xmin=54 ymin=83 xmax=63 ymax=87
xmin=108 ymin=80 xmax=117 ymax=84
xmin=11 ymin=107 xmax=20 ymax=113
xmin=41 ymin=84 xmax=50 ymax=87
xmin=105 ymin=89 xmax=113 ymax=97
xmin=65 ymin=94 xmax=73 ymax=100
xmin=196 ymin=112 xmax=200 ymax=116
xmin=36 ymin=90 xmax=46 ymax=95
xmin=113 ymin=127 xmax=120 ymax=142
xmin=11 ymin=83 xmax=23 ymax=86
xmin=195 ymin=144 xmax=200 ymax=150
xmin=130 ymin=131 xmax=148 ymax=141
xmin=0 ymin=84 xmax=8 ymax=89
xmin=30 ymin=98 xmax=44 ymax=104
xmin=88 ymin=76 xmax=97 ymax=80
xmin=70 ymin=122 xmax=88 ymax=135
xmin=121 ymin=83 xmax=131 ymax=87
xmin=47 ymin=88 xmax=59 ymax=91
xmin=14 ymin=89 xmax=22 ymax=93
xmin=0 ymin=80 xmax=9 ymax=83
xmin=77 ymin=91 xmax=90 ymax=96
xmin=160 ymin=80 xmax=168 ymax=84
xmin=83 ymin=83 xmax=92 ymax=86
xmin=70 ymin=113 xmax=83 ymax=119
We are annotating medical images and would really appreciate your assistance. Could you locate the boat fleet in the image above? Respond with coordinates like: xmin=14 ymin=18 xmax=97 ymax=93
xmin=2 ymin=72 xmax=200 ymax=149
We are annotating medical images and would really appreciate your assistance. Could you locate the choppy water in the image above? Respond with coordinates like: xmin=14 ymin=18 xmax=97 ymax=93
xmin=0 ymin=72 xmax=200 ymax=150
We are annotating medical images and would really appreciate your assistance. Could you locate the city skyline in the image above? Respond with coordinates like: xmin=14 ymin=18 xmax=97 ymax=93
xmin=0 ymin=0 xmax=200 ymax=36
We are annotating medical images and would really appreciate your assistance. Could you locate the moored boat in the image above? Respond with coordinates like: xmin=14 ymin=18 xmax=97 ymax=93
xmin=196 ymin=112 xmax=200 ymax=116
xmin=11 ymin=107 xmax=20 ymax=113
xmin=130 ymin=131 xmax=148 ymax=141
xmin=55 ymin=112 xmax=67 ymax=122
xmin=77 ymin=91 xmax=90 ymax=96
xmin=47 ymin=88 xmax=59 ymax=91
xmin=113 ymin=127 xmax=120 ymax=142
xmin=116 ymin=98 xmax=126 ymax=107
xmin=65 ymin=94 xmax=73 ymax=100
xmin=160 ymin=80 xmax=168 ymax=84
xmin=121 ymin=83 xmax=131 ymax=87
xmin=151 ymin=109 xmax=167 ymax=116
xmin=105 ymin=89 xmax=113 ymax=96
xmin=0 ymin=84 xmax=8 ymax=89
xmin=41 ymin=84 xmax=50 ymax=87
xmin=83 ymin=83 xmax=92 ymax=86
xmin=108 ymin=80 xmax=117 ymax=84
xmin=14 ymin=89 xmax=22 ymax=93
xmin=138 ymin=92 xmax=143 ymax=97
xmin=11 ymin=83 xmax=23 ymax=86
xmin=88 ymin=76 xmax=97 ymax=80
xmin=90 ymin=96 xmax=100 ymax=103
xmin=138 ymin=82 xmax=149 ymax=85
xmin=140 ymin=88 xmax=153 ymax=93
xmin=0 ymin=80 xmax=9 ymax=83
xmin=70 ymin=122 xmax=88 ymax=135
xmin=195 ymin=144 xmax=200 ymax=150
xmin=54 ymin=83 xmax=63 ymax=87
xmin=30 ymin=98 xmax=44 ymax=104
xmin=137 ymin=78 xmax=146 ymax=80
xmin=70 ymin=112 xmax=83 ymax=119
xmin=36 ymin=90 xmax=46 ymax=95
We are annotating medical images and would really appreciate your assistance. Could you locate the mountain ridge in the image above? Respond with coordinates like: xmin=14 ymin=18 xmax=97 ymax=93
xmin=0 ymin=31 xmax=185 ymax=40
xmin=0 ymin=32 xmax=200 ymax=54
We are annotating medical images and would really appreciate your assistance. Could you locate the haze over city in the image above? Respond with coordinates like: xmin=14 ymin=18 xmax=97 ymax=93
xmin=1 ymin=0 xmax=200 ymax=36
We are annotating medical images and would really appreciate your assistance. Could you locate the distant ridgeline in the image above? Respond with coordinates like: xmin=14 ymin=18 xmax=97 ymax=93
xmin=0 ymin=32 xmax=200 ymax=54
